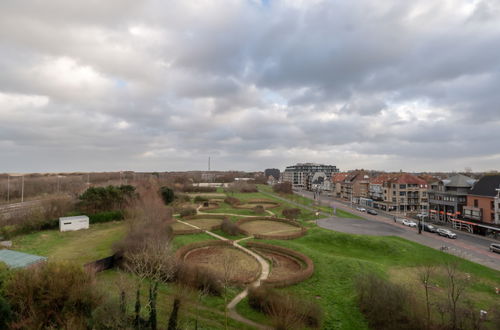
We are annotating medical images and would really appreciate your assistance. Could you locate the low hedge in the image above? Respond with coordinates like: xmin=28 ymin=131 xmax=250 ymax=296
xmin=198 ymin=202 xmax=220 ymax=211
xmin=175 ymin=240 xmax=234 ymax=260
xmin=236 ymin=217 xmax=307 ymax=240
xmin=89 ymin=210 xmax=124 ymax=223
xmin=233 ymin=199 xmax=280 ymax=210
xmin=246 ymin=242 xmax=314 ymax=288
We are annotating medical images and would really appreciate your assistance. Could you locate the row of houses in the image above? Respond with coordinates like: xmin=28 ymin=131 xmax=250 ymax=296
xmin=331 ymin=171 xmax=500 ymax=228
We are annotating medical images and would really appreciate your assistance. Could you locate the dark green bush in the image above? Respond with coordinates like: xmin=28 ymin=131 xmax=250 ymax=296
xmin=160 ymin=187 xmax=175 ymax=205
xmin=193 ymin=196 xmax=208 ymax=203
xmin=89 ymin=210 xmax=124 ymax=224
xmin=179 ymin=208 xmax=196 ymax=218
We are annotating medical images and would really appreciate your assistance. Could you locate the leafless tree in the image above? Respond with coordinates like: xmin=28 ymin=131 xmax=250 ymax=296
xmin=445 ymin=261 xmax=471 ymax=330
xmin=418 ymin=265 xmax=435 ymax=329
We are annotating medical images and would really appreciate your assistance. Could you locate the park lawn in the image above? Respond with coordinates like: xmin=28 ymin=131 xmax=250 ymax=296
xmin=11 ymin=221 xmax=127 ymax=264
xmin=239 ymin=227 xmax=500 ymax=330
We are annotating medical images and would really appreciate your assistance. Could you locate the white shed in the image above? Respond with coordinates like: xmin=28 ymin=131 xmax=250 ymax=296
xmin=59 ymin=215 xmax=89 ymax=232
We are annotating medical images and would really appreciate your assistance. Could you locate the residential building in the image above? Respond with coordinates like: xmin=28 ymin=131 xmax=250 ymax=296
xmin=463 ymin=175 xmax=500 ymax=225
xmin=332 ymin=172 xmax=349 ymax=198
xmin=370 ymin=173 xmax=429 ymax=213
xmin=264 ymin=168 xmax=280 ymax=181
xmin=340 ymin=171 xmax=370 ymax=202
xmin=428 ymin=174 xmax=476 ymax=223
xmin=282 ymin=163 xmax=339 ymax=190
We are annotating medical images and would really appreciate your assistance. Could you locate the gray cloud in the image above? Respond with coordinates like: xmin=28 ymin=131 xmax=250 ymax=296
xmin=0 ymin=0 xmax=499 ymax=173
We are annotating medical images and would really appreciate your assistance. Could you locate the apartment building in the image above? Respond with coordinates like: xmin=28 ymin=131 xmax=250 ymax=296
xmin=463 ymin=175 xmax=500 ymax=225
xmin=370 ymin=173 xmax=429 ymax=213
xmin=428 ymin=174 xmax=476 ymax=223
xmin=339 ymin=171 xmax=370 ymax=202
xmin=282 ymin=163 xmax=339 ymax=190
xmin=331 ymin=172 xmax=349 ymax=198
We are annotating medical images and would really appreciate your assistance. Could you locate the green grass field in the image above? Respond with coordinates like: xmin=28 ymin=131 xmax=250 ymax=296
xmin=11 ymin=221 xmax=127 ymax=264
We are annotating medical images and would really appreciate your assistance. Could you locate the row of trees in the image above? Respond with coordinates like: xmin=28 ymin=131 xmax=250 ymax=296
xmin=78 ymin=185 xmax=136 ymax=214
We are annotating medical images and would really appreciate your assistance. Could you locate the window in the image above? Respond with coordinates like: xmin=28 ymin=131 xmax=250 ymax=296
xmin=400 ymin=184 xmax=406 ymax=189
xmin=399 ymin=191 xmax=406 ymax=196
xmin=491 ymin=201 xmax=495 ymax=210
xmin=393 ymin=191 xmax=396 ymax=195
xmin=474 ymin=199 xmax=478 ymax=208
xmin=392 ymin=198 xmax=396 ymax=202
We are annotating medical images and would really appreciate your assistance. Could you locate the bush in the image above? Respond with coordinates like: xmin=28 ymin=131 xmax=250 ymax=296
xmin=221 ymin=218 xmax=240 ymax=236
xmin=282 ymin=208 xmax=301 ymax=220
xmin=273 ymin=182 xmax=292 ymax=194
xmin=89 ymin=210 xmax=124 ymax=224
xmin=193 ymin=196 xmax=208 ymax=203
xmin=355 ymin=273 xmax=422 ymax=330
xmin=160 ymin=186 xmax=175 ymax=204
xmin=5 ymin=262 xmax=101 ymax=329
xmin=175 ymin=262 xmax=222 ymax=296
xmin=78 ymin=185 xmax=136 ymax=213
xmin=248 ymin=286 xmax=323 ymax=329
xmin=179 ymin=207 xmax=197 ymax=218
xmin=253 ymin=205 xmax=265 ymax=214
xmin=224 ymin=196 xmax=240 ymax=206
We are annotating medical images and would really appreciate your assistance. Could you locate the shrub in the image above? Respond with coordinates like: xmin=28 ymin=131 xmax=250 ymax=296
xmin=282 ymin=208 xmax=301 ymax=220
xmin=221 ymin=218 xmax=240 ymax=236
xmin=160 ymin=186 xmax=175 ymax=204
xmin=224 ymin=196 xmax=240 ymax=206
xmin=5 ymin=262 xmax=101 ymax=329
xmin=179 ymin=207 xmax=197 ymax=218
xmin=89 ymin=210 xmax=124 ymax=224
xmin=253 ymin=205 xmax=265 ymax=214
xmin=193 ymin=196 xmax=208 ymax=203
xmin=248 ymin=286 xmax=323 ymax=329
xmin=174 ymin=194 xmax=191 ymax=203
xmin=355 ymin=273 xmax=422 ymax=330
xmin=78 ymin=185 xmax=136 ymax=213
xmin=273 ymin=182 xmax=292 ymax=194
xmin=175 ymin=262 xmax=222 ymax=296
xmin=180 ymin=185 xmax=216 ymax=193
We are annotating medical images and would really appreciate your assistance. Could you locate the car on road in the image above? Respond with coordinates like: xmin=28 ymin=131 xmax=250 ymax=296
xmin=416 ymin=213 xmax=428 ymax=220
xmin=421 ymin=224 xmax=437 ymax=233
xmin=356 ymin=207 xmax=366 ymax=212
xmin=489 ymin=243 xmax=500 ymax=254
xmin=367 ymin=209 xmax=378 ymax=215
xmin=437 ymin=228 xmax=457 ymax=239
xmin=402 ymin=219 xmax=417 ymax=227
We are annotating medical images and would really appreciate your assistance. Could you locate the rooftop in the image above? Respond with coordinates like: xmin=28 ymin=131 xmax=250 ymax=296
xmin=0 ymin=249 xmax=47 ymax=268
xmin=469 ymin=175 xmax=500 ymax=197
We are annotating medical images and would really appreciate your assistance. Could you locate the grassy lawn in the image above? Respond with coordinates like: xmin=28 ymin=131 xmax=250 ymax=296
xmin=11 ymin=221 xmax=127 ymax=264
xmin=238 ymin=227 xmax=500 ymax=330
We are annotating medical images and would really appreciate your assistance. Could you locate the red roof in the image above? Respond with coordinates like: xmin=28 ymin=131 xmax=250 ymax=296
xmin=387 ymin=173 xmax=427 ymax=185
xmin=332 ymin=172 xmax=349 ymax=183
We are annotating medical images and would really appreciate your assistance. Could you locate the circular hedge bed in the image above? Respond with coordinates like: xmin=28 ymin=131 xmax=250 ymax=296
xmin=245 ymin=242 xmax=314 ymax=288
xmin=234 ymin=199 xmax=280 ymax=210
xmin=236 ymin=217 xmax=307 ymax=240
xmin=171 ymin=215 xmax=226 ymax=235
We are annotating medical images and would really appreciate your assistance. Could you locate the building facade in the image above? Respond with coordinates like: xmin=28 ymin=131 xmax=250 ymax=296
xmin=428 ymin=174 xmax=476 ymax=223
xmin=264 ymin=168 xmax=280 ymax=181
xmin=368 ymin=173 xmax=429 ymax=213
xmin=340 ymin=171 xmax=370 ymax=202
xmin=462 ymin=175 xmax=500 ymax=225
xmin=282 ymin=163 xmax=339 ymax=190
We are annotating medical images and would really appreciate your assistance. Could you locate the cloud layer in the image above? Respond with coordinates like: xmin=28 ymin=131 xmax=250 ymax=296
xmin=1 ymin=0 xmax=499 ymax=172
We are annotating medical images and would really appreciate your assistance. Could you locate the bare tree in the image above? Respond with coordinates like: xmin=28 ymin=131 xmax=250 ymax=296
xmin=445 ymin=261 xmax=471 ymax=330
xmin=221 ymin=251 xmax=236 ymax=330
xmin=418 ymin=265 xmax=435 ymax=329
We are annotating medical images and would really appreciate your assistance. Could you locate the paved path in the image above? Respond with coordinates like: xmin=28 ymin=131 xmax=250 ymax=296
xmin=177 ymin=218 xmax=271 ymax=329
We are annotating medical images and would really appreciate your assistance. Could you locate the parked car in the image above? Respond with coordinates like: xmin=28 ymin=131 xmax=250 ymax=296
xmin=367 ymin=209 xmax=378 ymax=215
xmin=356 ymin=207 xmax=366 ymax=212
xmin=489 ymin=243 xmax=500 ymax=254
xmin=437 ymin=228 xmax=457 ymax=239
xmin=402 ymin=219 xmax=417 ymax=227
xmin=416 ymin=213 xmax=428 ymax=220
xmin=421 ymin=224 xmax=437 ymax=233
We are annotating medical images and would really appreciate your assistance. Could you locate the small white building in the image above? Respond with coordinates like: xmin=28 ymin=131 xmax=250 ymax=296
xmin=59 ymin=215 xmax=89 ymax=232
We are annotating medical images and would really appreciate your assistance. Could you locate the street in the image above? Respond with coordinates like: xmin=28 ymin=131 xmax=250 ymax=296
xmin=297 ymin=190 xmax=500 ymax=272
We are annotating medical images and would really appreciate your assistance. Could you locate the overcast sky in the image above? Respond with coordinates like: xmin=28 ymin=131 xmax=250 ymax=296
xmin=1 ymin=0 xmax=499 ymax=173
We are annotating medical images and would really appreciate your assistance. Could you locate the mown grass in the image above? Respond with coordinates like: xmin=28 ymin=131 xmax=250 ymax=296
xmin=238 ymin=227 xmax=500 ymax=330
xmin=11 ymin=221 xmax=127 ymax=264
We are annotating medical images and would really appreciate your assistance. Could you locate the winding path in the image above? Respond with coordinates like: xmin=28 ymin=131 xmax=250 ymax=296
xmin=177 ymin=217 xmax=272 ymax=329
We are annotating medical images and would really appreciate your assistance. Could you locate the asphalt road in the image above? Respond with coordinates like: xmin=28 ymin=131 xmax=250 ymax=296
xmin=296 ymin=190 xmax=500 ymax=272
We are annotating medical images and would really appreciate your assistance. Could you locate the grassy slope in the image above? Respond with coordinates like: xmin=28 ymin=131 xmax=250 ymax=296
xmin=11 ymin=221 xmax=127 ymax=264
xmin=238 ymin=227 xmax=500 ymax=329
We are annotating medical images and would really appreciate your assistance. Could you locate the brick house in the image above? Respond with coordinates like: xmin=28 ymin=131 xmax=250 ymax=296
xmin=463 ymin=175 xmax=500 ymax=225
xmin=340 ymin=171 xmax=370 ymax=202
xmin=331 ymin=172 xmax=349 ymax=198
